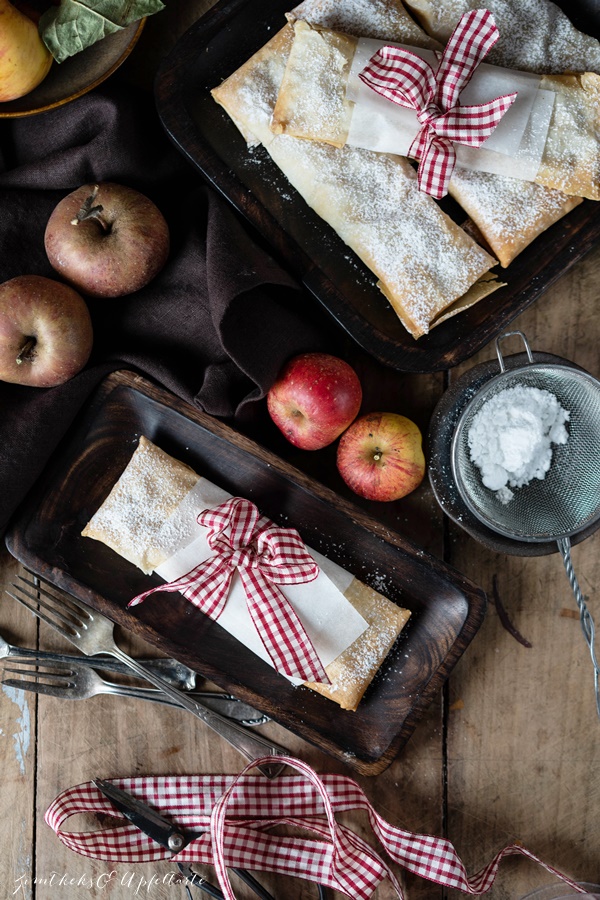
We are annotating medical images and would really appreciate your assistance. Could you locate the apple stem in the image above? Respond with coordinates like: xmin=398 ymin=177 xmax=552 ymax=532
xmin=70 ymin=184 xmax=111 ymax=233
xmin=16 ymin=337 xmax=36 ymax=365
xmin=373 ymin=453 xmax=382 ymax=461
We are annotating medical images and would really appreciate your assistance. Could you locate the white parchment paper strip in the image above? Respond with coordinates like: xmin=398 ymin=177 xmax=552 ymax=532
xmin=152 ymin=479 xmax=368 ymax=683
xmin=346 ymin=38 xmax=555 ymax=180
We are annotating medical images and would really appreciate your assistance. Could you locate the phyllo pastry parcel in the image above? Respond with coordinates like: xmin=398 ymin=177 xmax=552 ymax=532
xmin=274 ymin=20 xmax=600 ymax=202
xmin=83 ymin=436 xmax=410 ymax=711
xmin=405 ymin=0 xmax=600 ymax=264
xmin=401 ymin=0 xmax=600 ymax=75
xmin=212 ymin=0 xmax=600 ymax=301
xmin=211 ymin=20 xmax=500 ymax=340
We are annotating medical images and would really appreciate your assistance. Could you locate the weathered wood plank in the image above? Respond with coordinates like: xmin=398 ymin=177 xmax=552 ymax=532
xmin=445 ymin=243 xmax=600 ymax=898
xmin=0 ymin=549 xmax=36 ymax=900
xmin=30 ymin=603 xmax=444 ymax=899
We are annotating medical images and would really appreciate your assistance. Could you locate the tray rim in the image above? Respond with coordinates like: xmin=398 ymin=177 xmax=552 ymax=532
xmin=5 ymin=369 xmax=487 ymax=775
xmin=154 ymin=0 xmax=600 ymax=374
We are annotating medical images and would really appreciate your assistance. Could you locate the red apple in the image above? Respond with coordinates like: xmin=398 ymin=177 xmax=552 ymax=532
xmin=336 ymin=412 xmax=425 ymax=501
xmin=0 ymin=275 xmax=93 ymax=387
xmin=267 ymin=352 xmax=362 ymax=450
xmin=44 ymin=182 xmax=170 ymax=298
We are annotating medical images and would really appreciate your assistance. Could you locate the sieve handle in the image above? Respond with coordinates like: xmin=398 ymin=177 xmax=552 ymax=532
xmin=557 ymin=537 xmax=600 ymax=720
xmin=495 ymin=331 xmax=534 ymax=373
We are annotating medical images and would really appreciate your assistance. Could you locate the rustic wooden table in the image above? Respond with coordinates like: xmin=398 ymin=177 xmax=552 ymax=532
xmin=1 ymin=3 xmax=599 ymax=899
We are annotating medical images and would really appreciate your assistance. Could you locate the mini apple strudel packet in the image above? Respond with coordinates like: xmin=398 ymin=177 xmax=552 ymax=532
xmin=82 ymin=436 xmax=410 ymax=710
xmin=211 ymin=21 xmax=500 ymax=339
xmin=400 ymin=0 xmax=599 ymax=264
xmin=272 ymin=20 xmax=600 ymax=200
xmin=401 ymin=0 xmax=600 ymax=76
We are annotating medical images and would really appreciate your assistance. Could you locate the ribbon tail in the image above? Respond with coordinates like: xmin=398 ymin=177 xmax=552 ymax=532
xmin=409 ymin=131 xmax=456 ymax=199
xmin=128 ymin=577 xmax=192 ymax=608
xmin=240 ymin=570 xmax=329 ymax=684
xmin=128 ymin=557 xmax=233 ymax=619
xmin=437 ymin=92 xmax=518 ymax=146
xmin=435 ymin=8 xmax=500 ymax=109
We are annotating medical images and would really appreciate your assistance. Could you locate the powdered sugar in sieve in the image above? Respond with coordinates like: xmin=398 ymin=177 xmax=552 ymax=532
xmin=451 ymin=332 xmax=600 ymax=718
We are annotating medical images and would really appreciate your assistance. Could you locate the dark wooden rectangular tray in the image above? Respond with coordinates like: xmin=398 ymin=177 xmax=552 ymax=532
xmin=154 ymin=0 xmax=600 ymax=373
xmin=5 ymin=371 xmax=486 ymax=775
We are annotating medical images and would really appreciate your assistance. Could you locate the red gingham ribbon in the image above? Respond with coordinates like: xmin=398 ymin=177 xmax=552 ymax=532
xmin=46 ymin=757 xmax=586 ymax=898
xmin=358 ymin=9 xmax=517 ymax=198
xmin=129 ymin=498 xmax=327 ymax=684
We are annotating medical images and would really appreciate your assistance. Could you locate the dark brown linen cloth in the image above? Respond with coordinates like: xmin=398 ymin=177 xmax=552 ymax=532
xmin=0 ymin=86 xmax=327 ymax=535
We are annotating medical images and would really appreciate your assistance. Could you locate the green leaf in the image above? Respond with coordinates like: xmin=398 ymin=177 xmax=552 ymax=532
xmin=40 ymin=0 xmax=165 ymax=64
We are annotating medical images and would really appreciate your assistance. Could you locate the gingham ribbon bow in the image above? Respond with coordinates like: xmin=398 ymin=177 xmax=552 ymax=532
xmin=129 ymin=497 xmax=327 ymax=683
xmin=358 ymin=8 xmax=517 ymax=198
xmin=46 ymin=756 xmax=585 ymax=899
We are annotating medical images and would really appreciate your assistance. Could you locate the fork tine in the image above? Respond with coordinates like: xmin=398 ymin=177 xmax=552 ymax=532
xmin=2 ymin=678 xmax=72 ymax=696
xmin=2 ymin=662 xmax=74 ymax=679
xmin=4 ymin=588 xmax=73 ymax=635
xmin=3 ymin=656 xmax=74 ymax=675
xmin=3 ymin=656 xmax=75 ymax=675
xmin=17 ymin=574 xmax=92 ymax=623
xmin=3 ymin=666 xmax=73 ymax=684
xmin=6 ymin=584 xmax=84 ymax=637
xmin=19 ymin=571 xmax=89 ymax=607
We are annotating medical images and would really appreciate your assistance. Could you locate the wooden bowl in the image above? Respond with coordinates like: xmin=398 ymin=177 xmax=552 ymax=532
xmin=0 ymin=19 xmax=144 ymax=118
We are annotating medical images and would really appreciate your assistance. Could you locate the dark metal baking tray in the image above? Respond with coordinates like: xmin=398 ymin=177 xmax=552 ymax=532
xmin=154 ymin=0 xmax=600 ymax=373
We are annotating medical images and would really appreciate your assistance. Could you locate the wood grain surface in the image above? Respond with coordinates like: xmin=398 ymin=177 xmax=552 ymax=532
xmin=0 ymin=1 xmax=599 ymax=898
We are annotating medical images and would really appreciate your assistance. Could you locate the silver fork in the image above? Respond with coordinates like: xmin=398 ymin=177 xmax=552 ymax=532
xmin=2 ymin=659 xmax=269 ymax=726
xmin=0 ymin=627 xmax=198 ymax=690
xmin=10 ymin=573 xmax=287 ymax=777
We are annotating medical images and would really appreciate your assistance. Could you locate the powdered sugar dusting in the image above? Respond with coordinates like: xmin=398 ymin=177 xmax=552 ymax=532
xmin=82 ymin=437 xmax=200 ymax=574
xmin=215 ymin=24 xmax=496 ymax=338
xmin=403 ymin=0 xmax=600 ymax=74
xmin=306 ymin=586 xmax=410 ymax=707
xmin=449 ymin=167 xmax=580 ymax=265
xmin=272 ymin=24 xmax=354 ymax=144
xmin=536 ymin=73 xmax=600 ymax=199
xmin=323 ymin=598 xmax=401 ymax=695
xmin=233 ymin=39 xmax=291 ymax=144
xmin=289 ymin=0 xmax=439 ymax=46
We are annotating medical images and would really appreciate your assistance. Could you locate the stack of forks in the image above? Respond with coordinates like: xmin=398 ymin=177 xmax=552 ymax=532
xmin=1 ymin=572 xmax=281 ymax=762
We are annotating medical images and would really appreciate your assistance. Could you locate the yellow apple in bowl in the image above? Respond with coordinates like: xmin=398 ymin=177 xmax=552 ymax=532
xmin=336 ymin=412 xmax=426 ymax=501
xmin=0 ymin=0 xmax=52 ymax=102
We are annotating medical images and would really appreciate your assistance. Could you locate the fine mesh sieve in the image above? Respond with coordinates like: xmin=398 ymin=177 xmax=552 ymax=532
xmin=450 ymin=332 xmax=600 ymax=717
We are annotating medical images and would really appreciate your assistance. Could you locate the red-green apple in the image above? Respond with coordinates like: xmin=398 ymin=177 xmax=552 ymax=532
xmin=336 ymin=412 xmax=425 ymax=501
xmin=0 ymin=275 xmax=93 ymax=387
xmin=44 ymin=182 xmax=170 ymax=298
xmin=267 ymin=352 xmax=362 ymax=450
